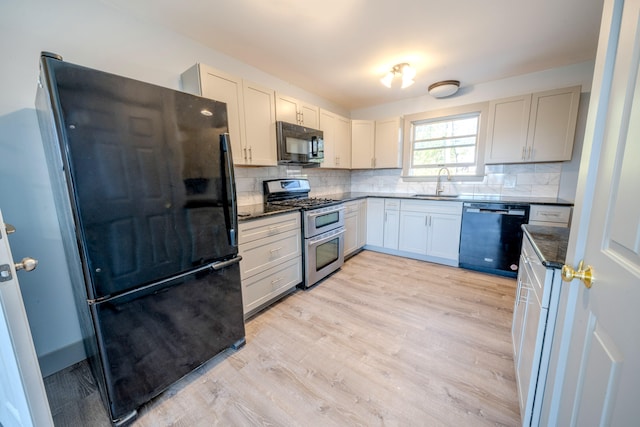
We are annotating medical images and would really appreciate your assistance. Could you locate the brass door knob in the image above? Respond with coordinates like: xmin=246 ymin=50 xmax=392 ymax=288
xmin=561 ymin=260 xmax=594 ymax=288
xmin=15 ymin=257 xmax=38 ymax=272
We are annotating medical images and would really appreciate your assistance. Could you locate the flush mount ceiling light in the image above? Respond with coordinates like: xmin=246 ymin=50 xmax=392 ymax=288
xmin=381 ymin=63 xmax=416 ymax=89
xmin=428 ymin=80 xmax=461 ymax=98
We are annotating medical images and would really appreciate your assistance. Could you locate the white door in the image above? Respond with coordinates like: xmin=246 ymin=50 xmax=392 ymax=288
xmin=0 ymin=210 xmax=53 ymax=427
xmin=543 ymin=0 xmax=640 ymax=424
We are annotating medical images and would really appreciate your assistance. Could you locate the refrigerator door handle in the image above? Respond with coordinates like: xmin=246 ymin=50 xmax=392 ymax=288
xmin=221 ymin=133 xmax=238 ymax=247
xmin=211 ymin=256 xmax=243 ymax=271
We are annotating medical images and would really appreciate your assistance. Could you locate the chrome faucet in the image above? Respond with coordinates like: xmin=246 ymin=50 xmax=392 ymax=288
xmin=436 ymin=167 xmax=451 ymax=195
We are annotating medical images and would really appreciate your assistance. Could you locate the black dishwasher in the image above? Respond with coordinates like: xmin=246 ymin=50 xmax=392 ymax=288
xmin=458 ymin=202 xmax=530 ymax=277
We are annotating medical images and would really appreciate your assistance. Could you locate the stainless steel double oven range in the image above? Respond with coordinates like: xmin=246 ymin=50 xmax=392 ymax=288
xmin=264 ymin=178 xmax=344 ymax=288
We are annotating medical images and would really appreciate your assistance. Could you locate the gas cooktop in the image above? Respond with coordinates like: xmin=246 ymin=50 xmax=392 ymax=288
xmin=263 ymin=178 xmax=341 ymax=210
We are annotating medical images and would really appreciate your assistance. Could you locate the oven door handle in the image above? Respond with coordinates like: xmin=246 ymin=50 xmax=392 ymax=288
xmin=307 ymin=206 xmax=345 ymax=219
xmin=308 ymin=227 xmax=345 ymax=245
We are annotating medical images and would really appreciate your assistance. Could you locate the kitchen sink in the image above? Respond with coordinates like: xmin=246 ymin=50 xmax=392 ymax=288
xmin=411 ymin=194 xmax=460 ymax=199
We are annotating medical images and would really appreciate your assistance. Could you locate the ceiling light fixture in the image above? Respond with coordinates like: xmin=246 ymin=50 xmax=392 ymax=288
xmin=427 ymin=80 xmax=460 ymax=98
xmin=381 ymin=63 xmax=416 ymax=89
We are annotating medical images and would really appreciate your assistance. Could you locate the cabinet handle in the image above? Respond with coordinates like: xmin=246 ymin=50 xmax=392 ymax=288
xmin=243 ymin=147 xmax=248 ymax=161
xmin=271 ymin=277 xmax=283 ymax=286
xmin=522 ymin=146 xmax=526 ymax=160
xmin=249 ymin=146 xmax=252 ymax=161
xmin=527 ymin=146 xmax=532 ymax=160
xmin=270 ymin=247 xmax=282 ymax=253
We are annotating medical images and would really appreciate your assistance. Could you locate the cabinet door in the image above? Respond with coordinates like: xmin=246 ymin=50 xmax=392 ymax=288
xmin=319 ymin=109 xmax=337 ymax=168
xmin=344 ymin=212 xmax=358 ymax=256
xmin=366 ymin=198 xmax=384 ymax=246
xmin=485 ymin=94 xmax=532 ymax=164
xmin=351 ymin=120 xmax=375 ymax=168
xmin=335 ymin=115 xmax=352 ymax=168
xmin=512 ymin=262 xmax=528 ymax=362
xmin=374 ymin=117 xmax=403 ymax=168
xmin=299 ymin=102 xmax=319 ymax=128
xmin=527 ymin=86 xmax=580 ymax=162
xmin=356 ymin=199 xmax=367 ymax=248
xmin=181 ymin=64 xmax=246 ymax=164
xmin=384 ymin=209 xmax=400 ymax=250
xmin=242 ymin=80 xmax=277 ymax=166
xmin=427 ymin=213 xmax=462 ymax=261
xmin=398 ymin=211 xmax=428 ymax=255
xmin=275 ymin=94 xmax=300 ymax=124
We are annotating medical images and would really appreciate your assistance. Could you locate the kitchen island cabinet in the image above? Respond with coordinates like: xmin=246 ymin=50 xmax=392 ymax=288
xmin=238 ymin=211 xmax=302 ymax=318
xmin=181 ymin=63 xmax=277 ymax=166
xmin=486 ymin=86 xmax=580 ymax=164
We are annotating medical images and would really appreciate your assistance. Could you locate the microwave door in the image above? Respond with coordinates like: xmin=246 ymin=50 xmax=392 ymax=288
xmin=286 ymin=136 xmax=308 ymax=160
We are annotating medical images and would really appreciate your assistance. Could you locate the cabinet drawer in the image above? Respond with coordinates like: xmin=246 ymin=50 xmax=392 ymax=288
xmin=384 ymin=199 xmax=400 ymax=210
xmin=529 ymin=205 xmax=571 ymax=226
xmin=522 ymin=235 xmax=549 ymax=307
xmin=239 ymin=228 xmax=301 ymax=279
xmin=242 ymin=256 xmax=302 ymax=314
xmin=238 ymin=212 xmax=301 ymax=244
xmin=344 ymin=200 xmax=360 ymax=215
xmin=400 ymin=199 xmax=462 ymax=215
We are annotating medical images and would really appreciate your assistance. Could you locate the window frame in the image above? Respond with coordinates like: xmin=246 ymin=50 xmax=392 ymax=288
xmin=402 ymin=102 xmax=489 ymax=181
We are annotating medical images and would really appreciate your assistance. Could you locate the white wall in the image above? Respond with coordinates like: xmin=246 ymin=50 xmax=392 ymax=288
xmin=0 ymin=0 xmax=345 ymax=376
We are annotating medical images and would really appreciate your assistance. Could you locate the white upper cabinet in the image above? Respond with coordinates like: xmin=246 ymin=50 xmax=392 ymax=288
xmin=374 ymin=117 xmax=403 ymax=169
xmin=181 ymin=63 xmax=277 ymax=166
xmin=242 ymin=80 xmax=278 ymax=166
xmin=351 ymin=117 xmax=402 ymax=169
xmin=319 ymin=109 xmax=351 ymax=169
xmin=275 ymin=94 xmax=320 ymax=128
xmin=351 ymin=120 xmax=375 ymax=169
xmin=486 ymin=86 xmax=581 ymax=164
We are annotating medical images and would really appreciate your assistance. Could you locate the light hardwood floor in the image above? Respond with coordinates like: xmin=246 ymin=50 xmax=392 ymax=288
xmin=45 ymin=250 xmax=520 ymax=426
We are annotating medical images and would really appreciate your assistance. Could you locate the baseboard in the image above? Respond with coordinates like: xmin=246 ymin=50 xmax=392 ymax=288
xmin=39 ymin=340 xmax=86 ymax=377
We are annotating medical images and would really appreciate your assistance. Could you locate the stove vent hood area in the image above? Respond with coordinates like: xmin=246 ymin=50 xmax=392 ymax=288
xmin=276 ymin=121 xmax=324 ymax=167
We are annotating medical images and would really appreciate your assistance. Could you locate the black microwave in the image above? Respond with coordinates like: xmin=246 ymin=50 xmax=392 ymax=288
xmin=276 ymin=121 xmax=324 ymax=167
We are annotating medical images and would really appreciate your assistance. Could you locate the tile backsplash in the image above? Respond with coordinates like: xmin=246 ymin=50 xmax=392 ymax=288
xmin=235 ymin=162 xmax=563 ymax=206
xmin=350 ymin=163 xmax=563 ymax=199
xmin=235 ymin=166 xmax=351 ymax=206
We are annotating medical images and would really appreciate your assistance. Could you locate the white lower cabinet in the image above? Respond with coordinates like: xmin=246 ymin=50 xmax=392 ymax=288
xmin=512 ymin=233 xmax=562 ymax=426
xmin=238 ymin=212 xmax=302 ymax=317
xmin=344 ymin=199 xmax=366 ymax=257
xmin=366 ymin=198 xmax=462 ymax=267
xmin=397 ymin=200 xmax=462 ymax=265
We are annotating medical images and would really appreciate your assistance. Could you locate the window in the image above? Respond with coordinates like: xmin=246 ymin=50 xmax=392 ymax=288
xmin=402 ymin=102 xmax=489 ymax=179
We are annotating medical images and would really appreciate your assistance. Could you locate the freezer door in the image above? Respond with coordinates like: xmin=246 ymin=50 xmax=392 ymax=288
xmin=91 ymin=261 xmax=244 ymax=422
xmin=40 ymin=57 xmax=238 ymax=299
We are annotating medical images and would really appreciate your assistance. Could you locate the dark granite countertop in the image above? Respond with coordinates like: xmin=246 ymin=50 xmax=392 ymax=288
xmin=237 ymin=204 xmax=300 ymax=221
xmin=237 ymin=193 xmax=573 ymax=221
xmin=321 ymin=192 xmax=573 ymax=205
xmin=522 ymin=224 xmax=570 ymax=269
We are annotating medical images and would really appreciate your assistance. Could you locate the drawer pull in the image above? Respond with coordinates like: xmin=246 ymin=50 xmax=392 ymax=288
xmin=270 ymin=247 xmax=282 ymax=254
xmin=271 ymin=277 xmax=283 ymax=285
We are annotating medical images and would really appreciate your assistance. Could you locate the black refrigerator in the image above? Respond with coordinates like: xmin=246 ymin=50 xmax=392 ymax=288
xmin=35 ymin=53 xmax=245 ymax=425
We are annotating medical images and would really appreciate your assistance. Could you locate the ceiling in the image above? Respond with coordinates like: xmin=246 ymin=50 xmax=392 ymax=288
xmin=104 ymin=0 xmax=605 ymax=110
